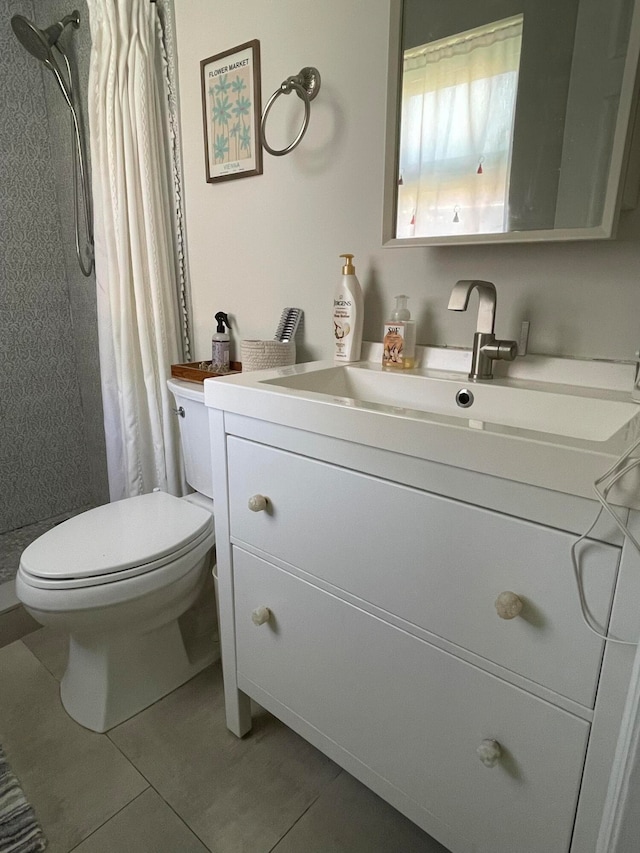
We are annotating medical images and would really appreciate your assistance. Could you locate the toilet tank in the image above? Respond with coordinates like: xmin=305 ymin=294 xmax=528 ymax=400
xmin=167 ymin=378 xmax=213 ymax=498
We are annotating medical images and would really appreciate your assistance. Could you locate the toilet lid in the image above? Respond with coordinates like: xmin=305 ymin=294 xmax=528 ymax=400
xmin=19 ymin=492 xmax=214 ymax=585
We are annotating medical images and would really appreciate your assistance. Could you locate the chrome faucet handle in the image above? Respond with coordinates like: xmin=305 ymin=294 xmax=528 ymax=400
xmin=482 ymin=338 xmax=518 ymax=362
xmin=518 ymin=320 xmax=530 ymax=357
xmin=632 ymin=352 xmax=640 ymax=402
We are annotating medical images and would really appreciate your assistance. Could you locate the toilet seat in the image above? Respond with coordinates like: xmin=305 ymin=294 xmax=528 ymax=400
xmin=19 ymin=492 xmax=214 ymax=591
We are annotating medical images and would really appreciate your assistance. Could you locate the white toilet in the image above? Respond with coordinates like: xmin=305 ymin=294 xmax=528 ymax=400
xmin=16 ymin=378 xmax=218 ymax=733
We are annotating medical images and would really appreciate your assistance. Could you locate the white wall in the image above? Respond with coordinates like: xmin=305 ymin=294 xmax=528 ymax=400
xmin=174 ymin=0 xmax=640 ymax=366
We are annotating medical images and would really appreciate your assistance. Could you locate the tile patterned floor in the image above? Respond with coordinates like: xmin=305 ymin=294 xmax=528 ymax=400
xmin=0 ymin=624 xmax=449 ymax=853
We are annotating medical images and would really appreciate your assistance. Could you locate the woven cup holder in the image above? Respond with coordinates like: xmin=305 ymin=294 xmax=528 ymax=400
xmin=241 ymin=340 xmax=296 ymax=372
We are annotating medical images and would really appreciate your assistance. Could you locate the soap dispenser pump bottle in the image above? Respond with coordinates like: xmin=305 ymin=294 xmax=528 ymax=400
xmin=333 ymin=253 xmax=364 ymax=362
xmin=212 ymin=311 xmax=231 ymax=373
xmin=383 ymin=295 xmax=416 ymax=369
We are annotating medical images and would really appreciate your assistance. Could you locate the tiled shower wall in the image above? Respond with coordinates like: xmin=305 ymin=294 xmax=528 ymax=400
xmin=0 ymin=0 xmax=108 ymax=542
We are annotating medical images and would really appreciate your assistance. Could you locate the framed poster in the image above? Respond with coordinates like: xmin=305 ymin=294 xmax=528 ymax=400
xmin=200 ymin=40 xmax=263 ymax=183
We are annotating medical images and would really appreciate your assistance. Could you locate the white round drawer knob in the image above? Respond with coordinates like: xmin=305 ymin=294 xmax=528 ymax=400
xmin=248 ymin=494 xmax=269 ymax=512
xmin=495 ymin=591 xmax=523 ymax=620
xmin=251 ymin=606 xmax=271 ymax=626
xmin=477 ymin=739 xmax=502 ymax=768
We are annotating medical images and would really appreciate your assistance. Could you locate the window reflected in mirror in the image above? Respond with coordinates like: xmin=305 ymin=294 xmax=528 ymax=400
xmin=397 ymin=15 xmax=523 ymax=238
xmin=385 ymin=0 xmax=639 ymax=245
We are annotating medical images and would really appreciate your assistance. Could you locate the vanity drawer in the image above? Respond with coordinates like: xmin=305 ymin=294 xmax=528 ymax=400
xmin=234 ymin=548 xmax=589 ymax=853
xmin=227 ymin=437 xmax=619 ymax=706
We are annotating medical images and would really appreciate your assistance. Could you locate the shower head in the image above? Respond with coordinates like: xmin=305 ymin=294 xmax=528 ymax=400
xmin=11 ymin=11 xmax=80 ymax=68
xmin=10 ymin=9 xmax=93 ymax=276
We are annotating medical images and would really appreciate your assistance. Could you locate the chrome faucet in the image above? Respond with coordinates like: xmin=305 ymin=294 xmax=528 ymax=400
xmin=633 ymin=352 xmax=640 ymax=402
xmin=447 ymin=280 xmax=517 ymax=381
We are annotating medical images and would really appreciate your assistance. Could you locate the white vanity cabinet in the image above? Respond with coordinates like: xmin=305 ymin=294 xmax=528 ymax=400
xmin=208 ymin=409 xmax=638 ymax=853
xmin=226 ymin=437 xmax=619 ymax=709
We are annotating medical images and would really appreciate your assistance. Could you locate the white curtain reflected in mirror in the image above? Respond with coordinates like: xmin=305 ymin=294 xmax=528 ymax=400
xmin=396 ymin=15 xmax=523 ymax=238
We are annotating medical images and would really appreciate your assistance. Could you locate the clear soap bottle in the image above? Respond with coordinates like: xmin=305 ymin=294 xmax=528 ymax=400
xmin=382 ymin=295 xmax=416 ymax=369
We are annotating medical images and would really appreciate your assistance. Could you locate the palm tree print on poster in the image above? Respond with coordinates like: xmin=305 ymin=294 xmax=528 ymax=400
xmin=200 ymin=40 xmax=263 ymax=182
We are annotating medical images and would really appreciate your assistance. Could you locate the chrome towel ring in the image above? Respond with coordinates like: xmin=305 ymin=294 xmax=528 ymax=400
xmin=261 ymin=67 xmax=321 ymax=156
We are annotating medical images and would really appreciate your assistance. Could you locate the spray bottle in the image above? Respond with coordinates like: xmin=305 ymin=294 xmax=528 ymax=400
xmin=212 ymin=311 xmax=231 ymax=373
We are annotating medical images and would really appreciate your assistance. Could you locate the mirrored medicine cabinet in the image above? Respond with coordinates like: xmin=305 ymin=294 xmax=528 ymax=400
xmin=383 ymin=0 xmax=640 ymax=246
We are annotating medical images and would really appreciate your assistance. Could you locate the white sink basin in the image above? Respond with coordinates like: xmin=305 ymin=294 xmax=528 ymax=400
xmin=204 ymin=351 xmax=640 ymax=506
xmin=262 ymin=363 xmax=639 ymax=442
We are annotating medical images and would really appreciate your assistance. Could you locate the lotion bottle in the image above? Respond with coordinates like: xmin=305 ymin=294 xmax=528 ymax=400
xmin=333 ymin=253 xmax=363 ymax=362
xmin=211 ymin=311 xmax=231 ymax=373
xmin=382 ymin=295 xmax=416 ymax=369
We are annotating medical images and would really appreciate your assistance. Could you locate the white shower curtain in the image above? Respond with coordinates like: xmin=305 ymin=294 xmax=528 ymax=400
xmin=87 ymin=0 xmax=186 ymax=501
